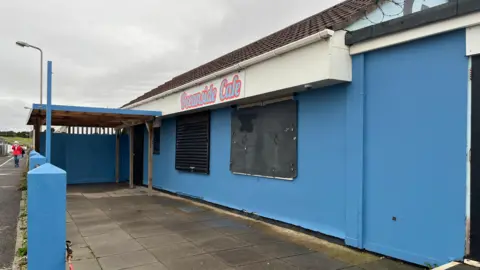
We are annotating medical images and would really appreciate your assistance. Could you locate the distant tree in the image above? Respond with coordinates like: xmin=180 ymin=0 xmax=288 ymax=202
xmin=0 ymin=130 xmax=31 ymax=138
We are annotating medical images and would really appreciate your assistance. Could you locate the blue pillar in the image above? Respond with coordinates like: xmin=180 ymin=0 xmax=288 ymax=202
xmin=29 ymin=154 xmax=46 ymax=171
xmin=27 ymin=163 xmax=66 ymax=270
xmin=29 ymin=150 xmax=38 ymax=156
xmin=45 ymin=61 xmax=53 ymax=163
xmin=345 ymin=54 xmax=366 ymax=249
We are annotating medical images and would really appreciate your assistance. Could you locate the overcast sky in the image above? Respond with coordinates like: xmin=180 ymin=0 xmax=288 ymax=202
xmin=0 ymin=0 xmax=343 ymax=131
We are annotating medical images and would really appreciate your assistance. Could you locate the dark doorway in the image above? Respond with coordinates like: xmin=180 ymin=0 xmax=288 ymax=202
xmin=133 ymin=124 xmax=144 ymax=186
xmin=470 ymin=55 xmax=480 ymax=260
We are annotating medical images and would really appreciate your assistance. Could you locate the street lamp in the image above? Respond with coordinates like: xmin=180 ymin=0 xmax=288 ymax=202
xmin=16 ymin=41 xmax=43 ymax=104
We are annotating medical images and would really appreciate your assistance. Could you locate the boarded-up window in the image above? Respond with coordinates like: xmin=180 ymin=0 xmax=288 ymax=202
xmin=230 ymin=99 xmax=297 ymax=179
xmin=175 ymin=111 xmax=210 ymax=174
xmin=153 ymin=127 xmax=160 ymax=155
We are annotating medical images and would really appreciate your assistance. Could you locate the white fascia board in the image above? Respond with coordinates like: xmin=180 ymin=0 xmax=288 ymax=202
xmin=132 ymin=30 xmax=351 ymax=116
xmin=350 ymin=11 xmax=480 ymax=56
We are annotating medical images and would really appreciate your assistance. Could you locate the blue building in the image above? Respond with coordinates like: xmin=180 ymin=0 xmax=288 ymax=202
xmin=43 ymin=0 xmax=480 ymax=266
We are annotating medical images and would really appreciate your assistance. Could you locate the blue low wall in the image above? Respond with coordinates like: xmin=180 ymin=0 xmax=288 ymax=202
xmin=28 ymin=154 xmax=66 ymax=270
xmin=40 ymin=133 xmax=130 ymax=184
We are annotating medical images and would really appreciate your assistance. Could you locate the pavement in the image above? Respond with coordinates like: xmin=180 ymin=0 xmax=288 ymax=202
xmin=0 ymin=155 xmax=25 ymax=269
xmin=67 ymin=184 xmax=426 ymax=270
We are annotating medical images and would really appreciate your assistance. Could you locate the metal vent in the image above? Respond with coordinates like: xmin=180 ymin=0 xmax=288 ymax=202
xmin=175 ymin=111 xmax=210 ymax=174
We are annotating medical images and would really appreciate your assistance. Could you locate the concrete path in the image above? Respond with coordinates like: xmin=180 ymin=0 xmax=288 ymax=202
xmin=0 ymin=155 xmax=25 ymax=269
xmin=67 ymin=184 xmax=425 ymax=270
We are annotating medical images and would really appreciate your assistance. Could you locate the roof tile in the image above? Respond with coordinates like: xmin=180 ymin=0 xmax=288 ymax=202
xmin=123 ymin=0 xmax=377 ymax=107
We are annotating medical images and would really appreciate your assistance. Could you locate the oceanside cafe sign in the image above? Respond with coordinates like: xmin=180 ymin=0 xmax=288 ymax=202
xmin=180 ymin=72 xmax=245 ymax=111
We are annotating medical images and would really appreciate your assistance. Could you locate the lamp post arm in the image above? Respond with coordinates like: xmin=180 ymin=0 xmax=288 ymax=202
xmin=29 ymin=46 xmax=43 ymax=105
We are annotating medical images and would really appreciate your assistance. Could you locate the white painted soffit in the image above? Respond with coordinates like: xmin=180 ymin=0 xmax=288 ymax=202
xmin=350 ymin=11 xmax=480 ymax=55
xmin=467 ymin=24 xmax=480 ymax=56
xmin=124 ymin=29 xmax=335 ymax=109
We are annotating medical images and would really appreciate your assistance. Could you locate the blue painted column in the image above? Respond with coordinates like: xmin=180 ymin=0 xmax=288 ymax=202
xmin=29 ymin=150 xmax=38 ymax=156
xmin=45 ymin=61 xmax=53 ymax=163
xmin=27 ymin=163 xmax=66 ymax=270
xmin=345 ymin=54 xmax=366 ymax=249
xmin=29 ymin=154 xmax=46 ymax=171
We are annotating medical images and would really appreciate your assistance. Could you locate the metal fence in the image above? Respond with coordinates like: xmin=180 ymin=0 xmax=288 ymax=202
xmin=0 ymin=142 xmax=10 ymax=156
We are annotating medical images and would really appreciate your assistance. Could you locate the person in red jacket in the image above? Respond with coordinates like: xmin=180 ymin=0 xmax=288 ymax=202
xmin=12 ymin=141 xmax=22 ymax=168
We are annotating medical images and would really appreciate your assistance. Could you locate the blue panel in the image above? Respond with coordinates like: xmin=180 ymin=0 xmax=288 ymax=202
xmin=65 ymin=134 xmax=116 ymax=184
xmin=27 ymin=163 xmax=66 ymax=270
xmin=362 ymin=30 xmax=467 ymax=265
xmin=29 ymin=154 xmax=46 ymax=171
xmin=119 ymin=134 xmax=130 ymax=182
xmin=153 ymin=86 xmax=348 ymax=239
xmin=41 ymin=133 xmax=126 ymax=184
xmin=345 ymin=54 xmax=366 ymax=248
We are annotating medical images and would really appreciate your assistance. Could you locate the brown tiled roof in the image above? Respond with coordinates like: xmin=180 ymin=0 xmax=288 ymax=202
xmin=122 ymin=0 xmax=377 ymax=107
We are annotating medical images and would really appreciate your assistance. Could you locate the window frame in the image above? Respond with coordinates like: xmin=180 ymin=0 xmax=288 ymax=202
xmin=175 ymin=111 xmax=210 ymax=174
xmin=230 ymin=98 xmax=297 ymax=180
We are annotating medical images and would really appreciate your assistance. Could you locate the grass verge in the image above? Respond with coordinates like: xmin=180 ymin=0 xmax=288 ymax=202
xmin=14 ymin=157 xmax=28 ymax=270
xmin=0 ymin=136 xmax=32 ymax=147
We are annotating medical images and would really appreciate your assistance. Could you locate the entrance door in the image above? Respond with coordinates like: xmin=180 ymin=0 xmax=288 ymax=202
xmin=133 ymin=124 xmax=144 ymax=186
xmin=470 ymin=55 xmax=480 ymax=260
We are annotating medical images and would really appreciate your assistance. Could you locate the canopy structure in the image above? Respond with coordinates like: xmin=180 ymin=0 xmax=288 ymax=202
xmin=26 ymin=104 xmax=162 ymax=128
xmin=26 ymin=103 xmax=162 ymax=194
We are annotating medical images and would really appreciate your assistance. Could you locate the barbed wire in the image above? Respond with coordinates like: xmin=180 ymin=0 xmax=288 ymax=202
xmin=363 ymin=0 xmax=428 ymax=25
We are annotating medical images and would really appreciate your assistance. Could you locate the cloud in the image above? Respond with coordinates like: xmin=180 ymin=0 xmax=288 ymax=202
xmin=0 ymin=0 xmax=342 ymax=131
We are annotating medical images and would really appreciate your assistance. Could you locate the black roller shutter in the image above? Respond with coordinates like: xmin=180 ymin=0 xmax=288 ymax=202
xmin=175 ymin=111 xmax=210 ymax=174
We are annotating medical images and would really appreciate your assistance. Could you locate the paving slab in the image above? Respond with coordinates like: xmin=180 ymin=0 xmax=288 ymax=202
xmin=123 ymin=262 xmax=169 ymax=270
xmin=67 ymin=258 xmax=102 ymax=270
xmin=161 ymin=253 xmax=232 ymax=270
xmin=136 ymin=233 xmax=188 ymax=249
xmin=70 ymin=246 xmax=95 ymax=261
xmin=194 ymin=234 xmax=250 ymax=252
xmin=251 ymin=240 xmax=315 ymax=259
xmin=213 ymin=246 xmax=268 ymax=266
xmin=232 ymin=231 xmax=285 ymax=245
xmin=357 ymin=258 xmax=425 ymax=270
xmin=148 ymin=241 xmax=206 ymax=262
xmin=237 ymin=259 xmax=298 ymax=270
xmin=97 ymin=250 xmax=158 ymax=270
xmin=67 ymin=184 xmax=426 ymax=270
xmin=281 ymin=252 xmax=350 ymax=269
xmin=84 ymin=230 xmax=144 ymax=257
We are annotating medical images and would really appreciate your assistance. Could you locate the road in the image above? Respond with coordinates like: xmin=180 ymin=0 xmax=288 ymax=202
xmin=0 ymin=155 xmax=24 ymax=269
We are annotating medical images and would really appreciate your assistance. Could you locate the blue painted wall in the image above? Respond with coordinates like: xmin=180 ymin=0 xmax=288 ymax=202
xmin=141 ymin=29 xmax=468 ymax=266
xmin=147 ymin=87 xmax=349 ymax=239
xmin=40 ymin=133 xmax=130 ymax=184
xmin=361 ymin=30 xmax=467 ymax=265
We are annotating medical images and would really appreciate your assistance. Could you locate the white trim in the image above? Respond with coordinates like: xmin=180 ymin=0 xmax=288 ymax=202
xmin=464 ymin=259 xmax=480 ymax=268
xmin=0 ymin=157 xmax=13 ymax=168
xmin=237 ymin=96 xmax=294 ymax=109
xmin=467 ymin=24 xmax=480 ymax=56
xmin=466 ymin=56 xmax=472 ymax=255
xmin=432 ymin=262 xmax=461 ymax=270
xmin=124 ymin=29 xmax=334 ymax=109
xmin=350 ymin=11 xmax=480 ymax=55
xmin=232 ymin=172 xmax=293 ymax=181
